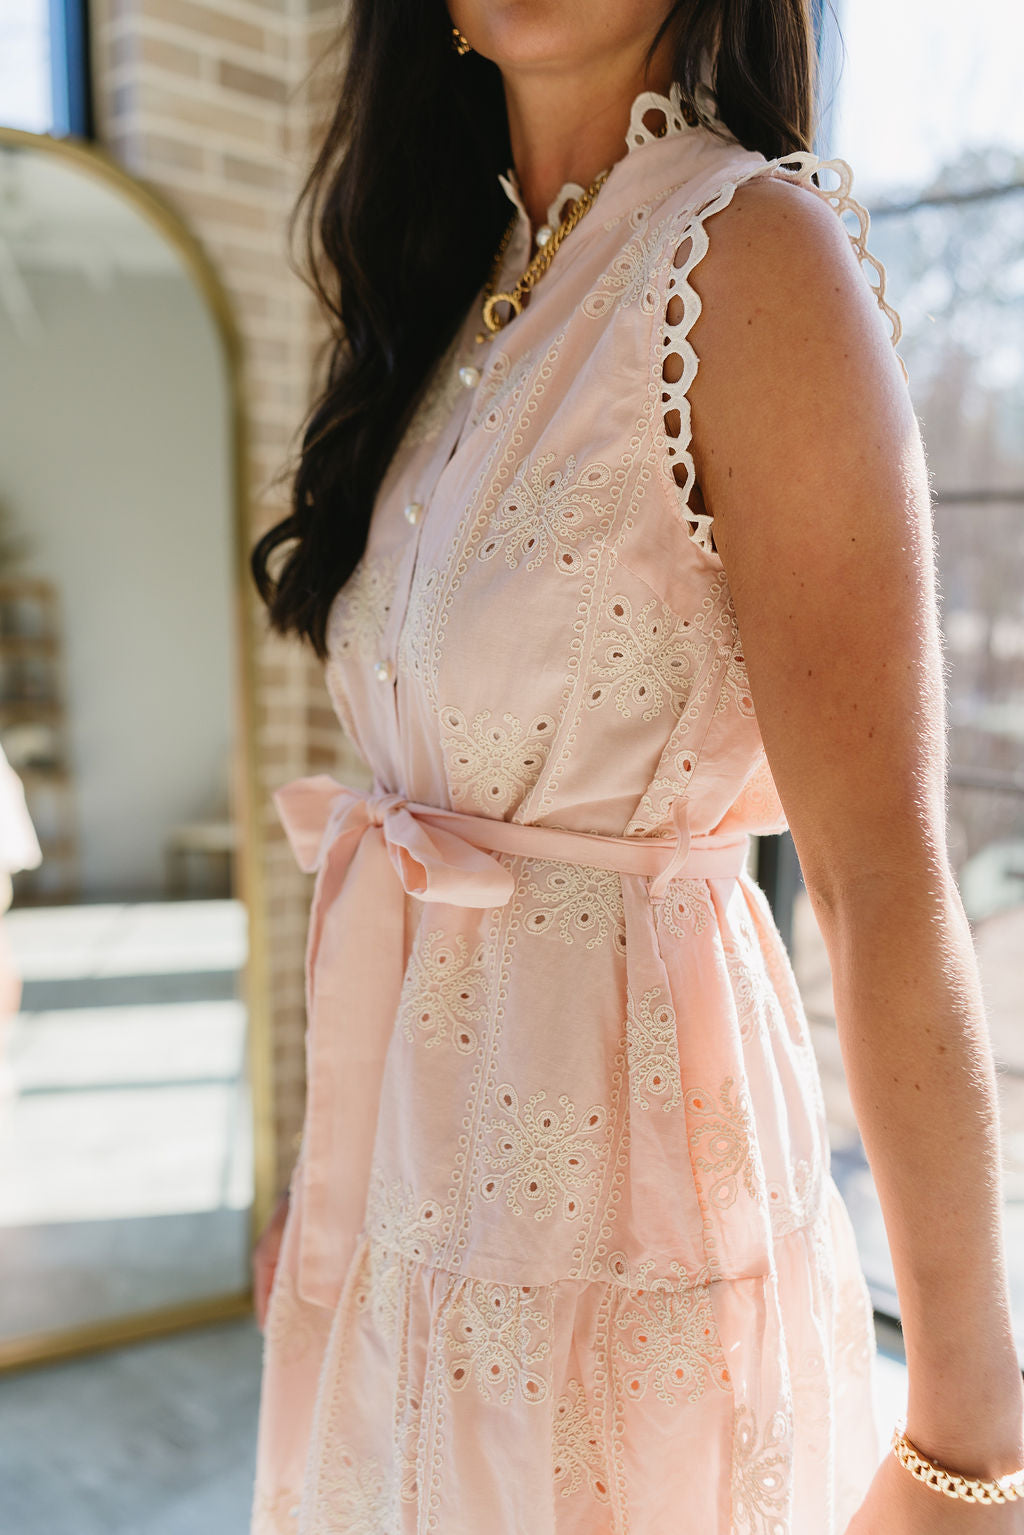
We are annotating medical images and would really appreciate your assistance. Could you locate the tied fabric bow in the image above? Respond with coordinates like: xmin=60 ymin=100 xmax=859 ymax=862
xmin=273 ymin=777 xmax=518 ymax=908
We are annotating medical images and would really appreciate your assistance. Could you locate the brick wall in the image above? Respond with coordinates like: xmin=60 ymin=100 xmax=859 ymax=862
xmin=89 ymin=0 xmax=370 ymax=1201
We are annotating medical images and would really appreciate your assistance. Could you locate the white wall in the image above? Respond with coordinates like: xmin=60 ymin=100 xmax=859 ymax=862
xmin=0 ymin=267 xmax=235 ymax=898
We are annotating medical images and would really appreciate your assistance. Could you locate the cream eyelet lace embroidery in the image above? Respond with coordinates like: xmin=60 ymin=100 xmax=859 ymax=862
xmin=657 ymin=151 xmax=910 ymax=558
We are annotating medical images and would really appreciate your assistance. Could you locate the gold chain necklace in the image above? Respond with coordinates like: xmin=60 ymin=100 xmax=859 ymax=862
xmin=475 ymin=166 xmax=611 ymax=344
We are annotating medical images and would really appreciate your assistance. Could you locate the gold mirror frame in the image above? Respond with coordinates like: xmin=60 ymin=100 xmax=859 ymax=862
xmin=0 ymin=126 xmax=274 ymax=1372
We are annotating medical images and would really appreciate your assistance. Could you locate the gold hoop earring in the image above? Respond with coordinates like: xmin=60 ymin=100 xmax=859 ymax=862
xmin=451 ymin=23 xmax=472 ymax=55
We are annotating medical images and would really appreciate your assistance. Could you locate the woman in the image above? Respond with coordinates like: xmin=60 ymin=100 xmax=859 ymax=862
xmin=247 ymin=2 xmax=1024 ymax=1530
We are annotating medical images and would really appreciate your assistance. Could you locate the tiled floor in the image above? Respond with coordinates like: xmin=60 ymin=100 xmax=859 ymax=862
xmin=0 ymin=1319 xmax=262 ymax=1535
xmin=0 ymin=1314 xmax=908 ymax=1535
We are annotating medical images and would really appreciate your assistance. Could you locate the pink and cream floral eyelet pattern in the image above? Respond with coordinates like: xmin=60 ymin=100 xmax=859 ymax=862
xmin=251 ymin=76 xmax=908 ymax=1535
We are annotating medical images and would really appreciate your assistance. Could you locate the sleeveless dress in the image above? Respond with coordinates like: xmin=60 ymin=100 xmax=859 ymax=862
xmin=249 ymin=81 xmax=908 ymax=1535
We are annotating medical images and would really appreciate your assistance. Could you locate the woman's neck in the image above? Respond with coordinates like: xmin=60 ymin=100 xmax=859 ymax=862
xmin=499 ymin=35 xmax=678 ymax=230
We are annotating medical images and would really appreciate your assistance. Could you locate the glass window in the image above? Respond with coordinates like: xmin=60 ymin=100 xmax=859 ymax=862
xmin=777 ymin=0 xmax=1024 ymax=1354
xmin=0 ymin=0 xmax=93 ymax=138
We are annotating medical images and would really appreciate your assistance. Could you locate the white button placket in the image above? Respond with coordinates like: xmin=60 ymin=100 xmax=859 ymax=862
xmin=373 ymin=203 xmax=535 ymax=733
xmin=373 ymin=329 xmax=497 ymax=740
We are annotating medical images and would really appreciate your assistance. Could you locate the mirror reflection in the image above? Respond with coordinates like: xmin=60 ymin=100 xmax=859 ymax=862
xmin=0 ymin=137 xmax=253 ymax=1350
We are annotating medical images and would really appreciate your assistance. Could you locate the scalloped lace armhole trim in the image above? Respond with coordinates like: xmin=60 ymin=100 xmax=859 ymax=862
xmin=659 ymin=152 xmax=910 ymax=557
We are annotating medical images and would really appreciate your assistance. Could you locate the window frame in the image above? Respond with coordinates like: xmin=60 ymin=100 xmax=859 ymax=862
xmin=48 ymin=0 xmax=94 ymax=139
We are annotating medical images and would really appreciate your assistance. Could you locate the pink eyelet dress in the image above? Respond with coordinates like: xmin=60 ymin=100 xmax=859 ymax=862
xmin=249 ymin=79 xmax=908 ymax=1535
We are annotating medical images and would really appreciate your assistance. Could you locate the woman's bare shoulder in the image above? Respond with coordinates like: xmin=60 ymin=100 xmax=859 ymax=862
xmin=682 ymin=162 xmax=913 ymax=507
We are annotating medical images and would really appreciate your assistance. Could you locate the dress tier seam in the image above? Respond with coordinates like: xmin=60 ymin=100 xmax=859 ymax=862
xmin=354 ymin=1193 xmax=834 ymax=1294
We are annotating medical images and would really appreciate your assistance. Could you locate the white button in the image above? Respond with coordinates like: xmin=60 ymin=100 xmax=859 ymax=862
xmin=458 ymin=365 xmax=481 ymax=389
xmin=373 ymin=659 xmax=394 ymax=683
xmin=403 ymin=501 xmax=423 ymax=525
xmin=535 ymin=224 xmax=553 ymax=247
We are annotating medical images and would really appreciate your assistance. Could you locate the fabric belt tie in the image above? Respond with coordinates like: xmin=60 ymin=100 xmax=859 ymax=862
xmin=273 ymin=774 xmax=750 ymax=902
xmin=270 ymin=773 xmax=751 ymax=1309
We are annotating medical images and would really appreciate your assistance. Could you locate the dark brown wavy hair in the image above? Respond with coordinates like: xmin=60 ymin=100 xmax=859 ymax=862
xmin=250 ymin=0 xmax=829 ymax=659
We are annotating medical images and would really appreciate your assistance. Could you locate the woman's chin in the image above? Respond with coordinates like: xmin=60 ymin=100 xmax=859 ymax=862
xmin=459 ymin=2 xmax=608 ymax=71
xmin=457 ymin=0 xmax=673 ymax=74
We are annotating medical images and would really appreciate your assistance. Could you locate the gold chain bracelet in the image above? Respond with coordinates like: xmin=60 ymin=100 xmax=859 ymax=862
xmin=475 ymin=166 xmax=611 ymax=343
xmin=891 ymin=1420 xmax=1024 ymax=1504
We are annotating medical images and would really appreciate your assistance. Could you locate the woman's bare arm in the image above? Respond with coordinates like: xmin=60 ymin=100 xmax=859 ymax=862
xmin=683 ymin=172 xmax=1024 ymax=1473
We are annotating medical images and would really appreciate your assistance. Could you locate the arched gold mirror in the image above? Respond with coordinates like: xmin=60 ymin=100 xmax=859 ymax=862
xmin=0 ymin=127 xmax=273 ymax=1371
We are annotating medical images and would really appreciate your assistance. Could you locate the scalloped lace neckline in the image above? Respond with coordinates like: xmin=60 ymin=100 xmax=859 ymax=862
xmin=498 ymin=78 xmax=719 ymax=232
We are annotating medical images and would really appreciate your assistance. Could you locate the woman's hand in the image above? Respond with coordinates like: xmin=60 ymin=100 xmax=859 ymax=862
xmin=845 ymin=1447 xmax=1024 ymax=1533
xmin=252 ymin=1188 xmax=290 ymax=1331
